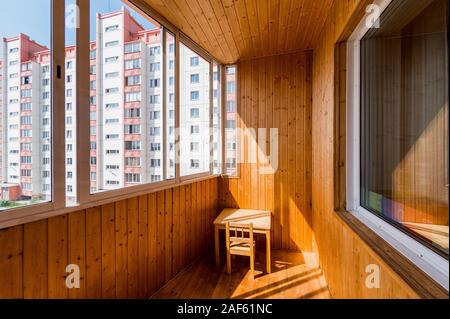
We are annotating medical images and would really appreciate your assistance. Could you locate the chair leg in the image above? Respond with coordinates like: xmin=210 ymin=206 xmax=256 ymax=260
xmin=250 ymin=248 xmax=255 ymax=280
xmin=226 ymin=250 xmax=231 ymax=275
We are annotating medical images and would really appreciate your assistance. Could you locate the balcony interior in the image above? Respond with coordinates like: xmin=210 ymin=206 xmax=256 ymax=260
xmin=0 ymin=0 xmax=448 ymax=300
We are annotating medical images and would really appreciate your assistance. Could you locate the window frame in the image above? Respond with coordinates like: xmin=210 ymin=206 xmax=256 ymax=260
xmin=346 ymin=0 xmax=449 ymax=290
xmin=0 ymin=0 xmax=66 ymax=225
xmin=0 ymin=0 xmax=231 ymax=230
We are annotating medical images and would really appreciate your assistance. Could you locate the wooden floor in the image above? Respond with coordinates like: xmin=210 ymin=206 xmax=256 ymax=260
xmin=152 ymin=250 xmax=331 ymax=299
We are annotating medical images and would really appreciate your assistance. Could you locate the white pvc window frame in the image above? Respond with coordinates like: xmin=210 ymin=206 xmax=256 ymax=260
xmin=0 ymin=0 xmax=226 ymax=229
xmin=346 ymin=0 xmax=449 ymax=290
xmin=0 ymin=0 xmax=66 ymax=225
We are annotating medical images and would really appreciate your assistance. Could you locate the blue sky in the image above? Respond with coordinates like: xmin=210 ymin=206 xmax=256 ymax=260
xmin=1 ymin=0 xmax=156 ymax=53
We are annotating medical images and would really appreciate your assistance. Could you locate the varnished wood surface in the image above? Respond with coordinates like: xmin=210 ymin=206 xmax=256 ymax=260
xmin=214 ymin=208 xmax=271 ymax=231
xmin=0 ymin=178 xmax=219 ymax=299
xmin=132 ymin=0 xmax=334 ymax=63
xmin=311 ymin=0 xmax=424 ymax=299
xmin=152 ymin=250 xmax=330 ymax=299
xmin=219 ymin=51 xmax=313 ymax=252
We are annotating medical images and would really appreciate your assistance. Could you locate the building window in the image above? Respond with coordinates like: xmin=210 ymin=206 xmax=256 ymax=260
xmin=125 ymin=42 xmax=141 ymax=53
xmin=149 ymin=46 xmax=161 ymax=56
xmin=346 ymin=0 xmax=449 ymax=284
xmin=126 ymin=75 xmax=141 ymax=86
xmin=190 ymin=56 xmax=199 ymax=66
xmin=150 ymin=78 xmax=160 ymax=88
xmin=150 ymin=62 xmax=160 ymax=72
xmin=125 ymin=59 xmax=141 ymax=70
xmin=105 ymin=40 xmax=119 ymax=47
xmin=190 ymin=74 xmax=199 ymax=84
xmin=190 ymin=91 xmax=199 ymax=101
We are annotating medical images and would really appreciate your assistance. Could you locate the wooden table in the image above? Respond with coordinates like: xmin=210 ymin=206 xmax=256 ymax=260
xmin=214 ymin=208 xmax=272 ymax=273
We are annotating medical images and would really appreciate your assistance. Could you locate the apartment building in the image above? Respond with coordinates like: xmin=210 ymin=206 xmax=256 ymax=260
xmin=0 ymin=7 xmax=226 ymax=203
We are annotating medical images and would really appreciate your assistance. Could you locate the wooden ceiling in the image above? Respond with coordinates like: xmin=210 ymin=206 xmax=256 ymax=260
xmin=132 ymin=0 xmax=334 ymax=64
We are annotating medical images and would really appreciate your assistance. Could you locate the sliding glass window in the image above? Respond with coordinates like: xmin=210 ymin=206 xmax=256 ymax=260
xmin=0 ymin=0 xmax=53 ymax=210
xmin=179 ymin=43 xmax=211 ymax=177
xmin=360 ymin=0 xmax=449 ymax=255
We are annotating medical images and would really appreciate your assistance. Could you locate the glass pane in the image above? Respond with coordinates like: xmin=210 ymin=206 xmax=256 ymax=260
xmin=88 ymin=2 xmax=163 ymax=193
xmin=224 ymin=66 xmax=237 ymax=176
xmin=65 ymin=0 xmax=77 ymax=205
xmin=165 ymin=32 xmax=175 ymax=179
xmin=212 ymin=63 xmax=222 ymax=175
xmin=0 ymin=0 xmax=52 ymax=209
xmin=180 ymin=43 xmax=210 ymax=176
xmin=360 ymin=0 xmax=449 ymax=255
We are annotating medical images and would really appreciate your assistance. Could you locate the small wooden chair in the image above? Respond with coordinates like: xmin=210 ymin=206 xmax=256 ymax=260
xmin=225 ymin=222 xmax=255 ymax=279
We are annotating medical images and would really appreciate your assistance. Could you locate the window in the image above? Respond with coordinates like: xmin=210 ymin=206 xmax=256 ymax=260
xmin=126 ymin=75 xmax=141 ymax=86
xmin=150 ymin=159 xmax=161 ymax=168
xmin=151 ymin=143 xmax=161 ymax=152
xmin=124 ymin=125 xmax=140 ymax=134
xmin=224 ymin=66 xmax=237 ymax=176
xmin=149 ymin=46 xmax=160 ymax=56
xmin=150 ymin=111 xmax=160 ymax=120
xmin=150 ymin=95 xmax=160 ymax=104
xmin=180 ymin=43 xmax=211 ymax=176
xmin=150 ymin=62 xmax=160 ymax=72
xmin=105 ymin=40 xmax=119 ymax=47
xmin=105 ymin=72 xmax=119 ymax=78
xmin=347 ymin=0 xmax=449 ymax=285
xmin=105 ymin=56 xmax=119 ymax=63
xmin=150 ymin=127 xmax=160 ymax=136
xmin=21 ymin=76 xmax=32 ymax=85
xmin=190 ymin=91 xmax=199 ymax=101
xmin=105 ymin=88 xmax=119 ymax=94
xmin=190 ymin=74 xmax=199 ymax=84
xmin=105 ymin=25 xmax=119 ymax=32
xmin=124 ymin=108 xmax=141 ymax=118
xmin=165 ymin=32 xmax=176 ymax=179
xmin=0 ymin=0 xmax=224 ymax=219
xmin=150 ymin=78 xmax=160 ymax=88
xmin=125 ymin=141 xmax=141 ymax=151
xmin=125 ymin=173 xmax=141 ymax=183
xmin=212 ymin=63 xmax=221 ymax=176
xmin=125 ymin=42 xmax=141 ymax=53
xmin=125 ymin=92 xmax=141 ymax=102
xmin=190 ymin=56 xmax=199 ymax=66
xmin=125 ymin=59 xmax=141 ymax=70
xmin=190 ymin=108 xmax=200 ymax=118
xmin=125 ymin=157 xmax=141 ymax=167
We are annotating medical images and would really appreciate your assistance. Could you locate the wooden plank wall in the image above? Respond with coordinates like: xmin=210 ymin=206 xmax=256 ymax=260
xmin=311 ymin=0 xmax=420 ymax=298
xmin=219 ymin=51 xmax=313 ymax=252
xmin=0 ymin=178 xmax=218 ymax=299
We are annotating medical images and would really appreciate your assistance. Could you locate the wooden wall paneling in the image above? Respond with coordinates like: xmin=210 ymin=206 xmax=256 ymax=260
xmin=172 ymin=186 xmax=180 ymax=276
xmin=114 ymin=200 xmax=128 ymax=298
xmin=23 ymin=220 xmax=48 ymax=299
xmin=185 ymin=184 xmax=192 ymax=264
xmin=147 ymin=192 xmax=157 ymax=295
xmin=0 ymin=178 xmax=219 ymax=299
xmin=219 ymin=52 xmax=313 ymax=252
xmin=0 ymin=226 xmax=23 ymax=298
xmin=164 ymin=188 xmax=173 ymax=283
xmin=137 ymin=195 xmax=148 ymax=298
xmin=47 ymin=214 xmax=68 ymax=298
xmin=126 ymin=197 xmax=139 ymax=298
xmin=85 ymin=206 xmax=102 ymax=298
xmin=101 ymin=203 xmax=116 ymax=298
xmin=156 ymin=190 xmax=165 ymax=289
xmin=68 ymin=210 xmax=86 ymax=299
xmin=311 ymin=0 xmax=429 ymax=298
xmin=179 ymin=185 xmax=186 ymax=268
